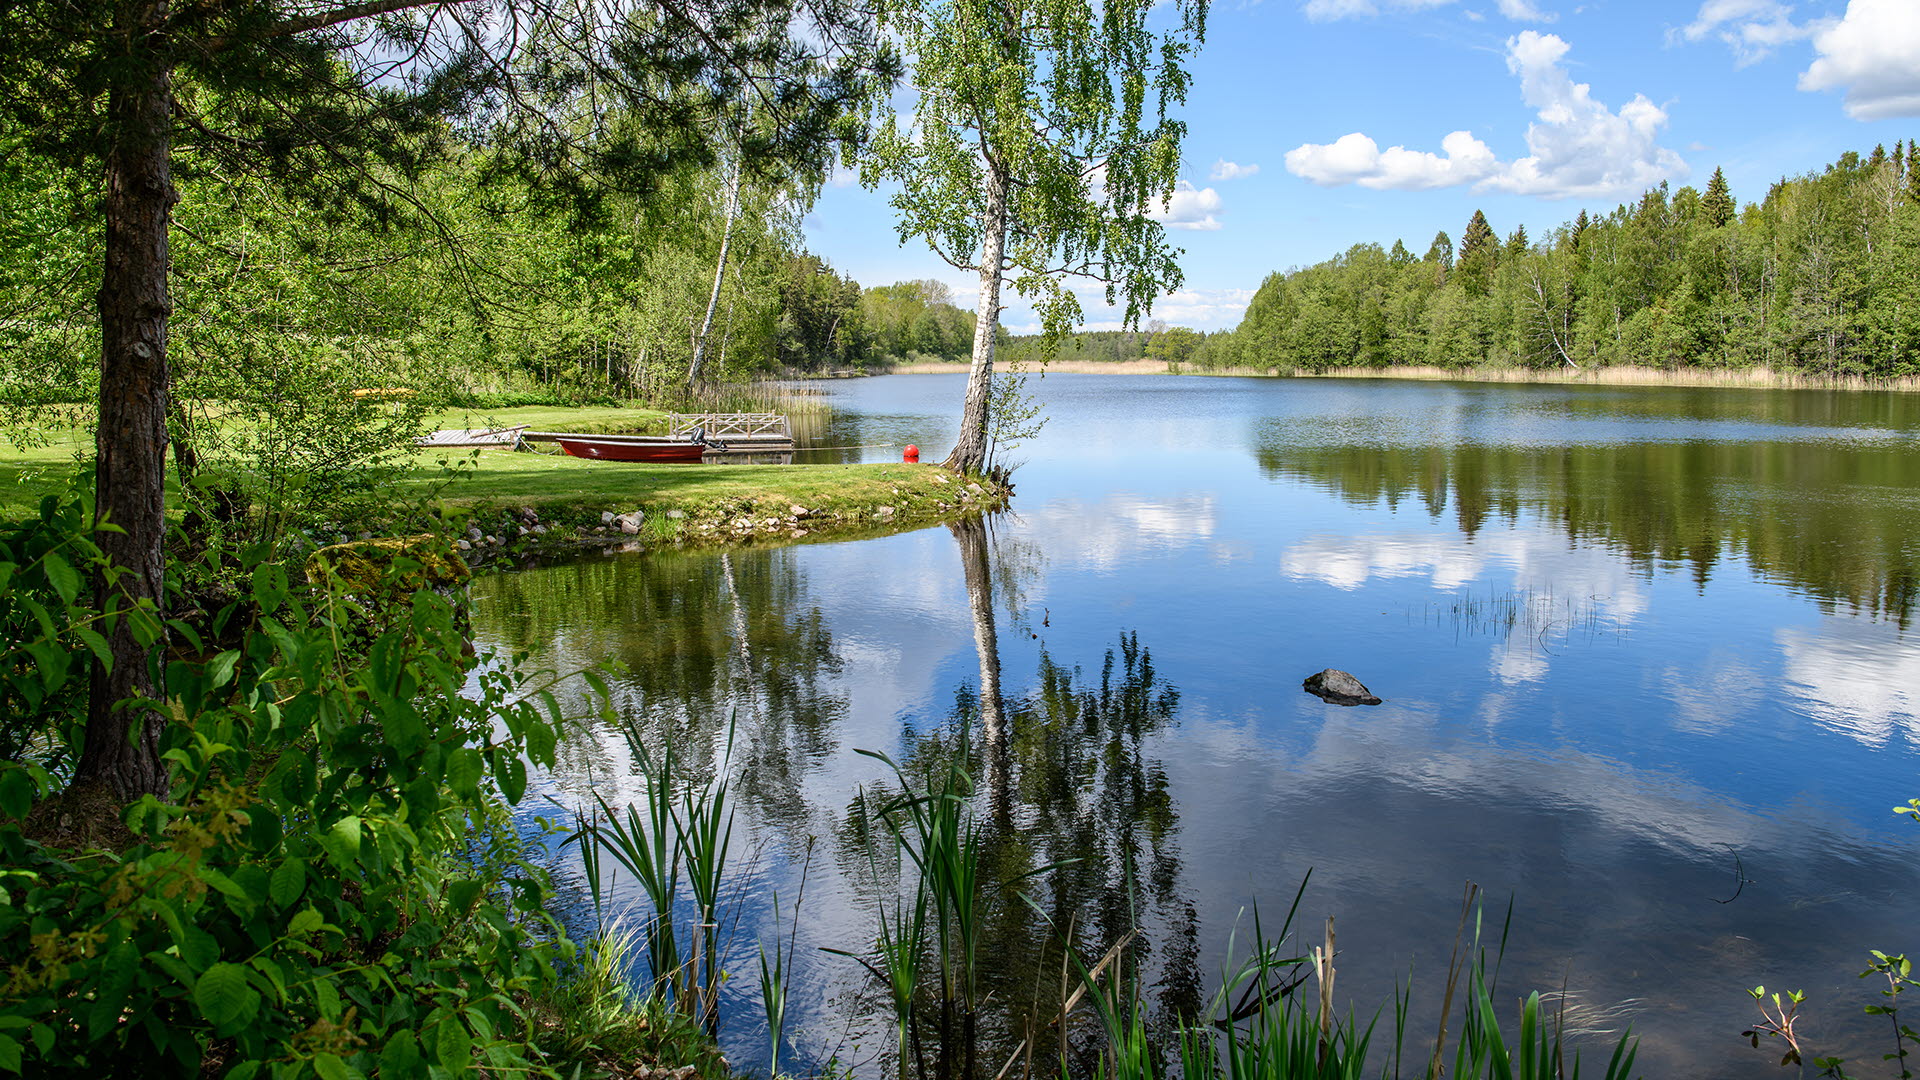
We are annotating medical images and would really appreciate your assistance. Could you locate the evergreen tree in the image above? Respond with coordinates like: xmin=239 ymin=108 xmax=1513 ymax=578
xmin=1506 ymin=224 xmax=1530 ymax=259
xmin=1571 ymin=209 xmax=1591 ymax=250
xmin=1389 ymin=238 xmax=1415 ymax=266
xmin=1909 ymin=142 xmax=1920 ymax=205
xmin=1703 ymin=167 xmax=1735 ymax=227
xmin=1459 ymin=210 xmax=1497 ymax=262
xmin=1426 ymin=231 xmax=1454 ymax=281
xmin=1457 ymin=209 xmax=1498 ymax=296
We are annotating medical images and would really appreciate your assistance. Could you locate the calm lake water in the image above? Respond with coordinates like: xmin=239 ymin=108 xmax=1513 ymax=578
xmin=475 ymin=374 xmax=1920 ymax=1078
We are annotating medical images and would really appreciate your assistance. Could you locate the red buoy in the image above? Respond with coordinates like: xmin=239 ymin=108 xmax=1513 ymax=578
xmin=903 ymin=444 xmax=920 ymax=462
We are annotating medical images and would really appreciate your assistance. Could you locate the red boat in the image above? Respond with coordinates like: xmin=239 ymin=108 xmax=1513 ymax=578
xmin=551 ymin=434 xmax=709 ymax=462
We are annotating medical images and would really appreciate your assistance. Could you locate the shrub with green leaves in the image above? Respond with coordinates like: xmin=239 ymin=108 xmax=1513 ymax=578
xmin=0 ymin=499 xmax=573 ymax=1077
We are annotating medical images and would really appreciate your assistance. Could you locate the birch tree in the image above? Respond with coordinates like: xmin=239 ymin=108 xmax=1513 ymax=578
xmin=858 ymin=0 xmax=1207 ymax=473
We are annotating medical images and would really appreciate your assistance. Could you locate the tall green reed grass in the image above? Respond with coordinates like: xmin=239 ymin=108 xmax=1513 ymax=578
xmin=566 ymin=718 xmax=1638 ymax=1080
xmin=569 ymin=728 xmax=736 ymax=1034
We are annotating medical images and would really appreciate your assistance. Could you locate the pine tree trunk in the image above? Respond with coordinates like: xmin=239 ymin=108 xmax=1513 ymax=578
xmin=79 ymin=3 xmax=175 ymax=801
xmin=944 ymin=164 xmax=1007 ymax=475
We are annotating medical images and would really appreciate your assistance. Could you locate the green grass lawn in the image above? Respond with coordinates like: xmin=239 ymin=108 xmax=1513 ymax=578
xmin=0 ymin=430 xmax=94 ymax=514
xmin=2 ymin=405 xmax=978 ymax=528
xmin=419 ymin=403 xmax=671 ymax=436
xmin=424 ymin=446 xmax=954 ymax=517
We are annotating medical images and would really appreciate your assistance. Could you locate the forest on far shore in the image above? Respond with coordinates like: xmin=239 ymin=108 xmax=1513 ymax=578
xmin=1020 ymin=144 xmax=1920 ymax=380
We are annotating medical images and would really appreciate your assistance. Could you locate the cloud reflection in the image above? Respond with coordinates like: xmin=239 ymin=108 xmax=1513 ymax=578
xmin=1778 ymin=617 xmax=1920 ymax=747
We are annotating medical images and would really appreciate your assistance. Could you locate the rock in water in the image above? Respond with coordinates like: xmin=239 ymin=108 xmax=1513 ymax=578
xmin=1303 ymin=669 xmax=1382 ymax=707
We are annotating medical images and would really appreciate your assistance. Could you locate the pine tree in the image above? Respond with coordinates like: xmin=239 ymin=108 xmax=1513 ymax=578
xmin=1459 ymin=210 xmax=1496 ymax=262
xmin=1457 ymin=209 xmax=1498 ymax=296
xmin=1910 ymin=141 xmax=1920 ymax=205
xmin=1389 ymin=238 xmax=1415 ymax=266
xmin=1571 ymin=209 xmax=1591 ymax=250
xmin=1506 ymin=224 xmax=1530 ymax=259
xmin=1871 ymin=143 xmax=1888 ymax=167
xmin=1703 ymin=167 xmax=1735 ymax=228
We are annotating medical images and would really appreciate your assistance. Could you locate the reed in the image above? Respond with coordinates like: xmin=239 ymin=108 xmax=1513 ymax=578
xmin=568 ymin=726 xmax=737 ymax=1033
xmin=855 ymin=739 xmax=990 ymax=1080
xmin=1193 ymin=362 xmax=1920 ymax=394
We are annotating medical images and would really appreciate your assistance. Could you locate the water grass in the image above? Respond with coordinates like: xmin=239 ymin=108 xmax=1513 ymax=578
xmin=568 ymin=725 xmax=737 ymax=1034
xmin=1185 ymin=362 xmax=1920 ymax=394
xmin=565 ymin=713 xmax=1641 ymax=1080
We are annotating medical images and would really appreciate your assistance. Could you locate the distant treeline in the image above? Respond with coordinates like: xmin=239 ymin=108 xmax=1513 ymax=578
xmin=776 ymin=267 xmax=985 ymax=369
xmin=999 ymin=323 xmax=1202 ymax=366
xmin=1193 ymin=143 xmax=1920 ymax=378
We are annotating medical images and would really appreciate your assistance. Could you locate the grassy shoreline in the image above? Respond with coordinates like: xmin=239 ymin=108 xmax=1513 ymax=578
xmin=426 ymin=449 xmax=1008 ymax=562
xmin=2 ymin=403 xmax=1008 ymax=550
xmin=818 ymin=359 xmax=1920 ymax=392
xmin=1184 ymin=362 xmax=1920 ymax=392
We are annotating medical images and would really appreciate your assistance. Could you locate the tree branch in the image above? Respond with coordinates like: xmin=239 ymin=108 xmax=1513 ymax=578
xmin=204 ymin=0 xmax=473 ymax=52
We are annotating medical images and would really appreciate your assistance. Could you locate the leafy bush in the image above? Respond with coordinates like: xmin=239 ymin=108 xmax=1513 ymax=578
xmin=0 ymin=501 xmax=574 ymax=1077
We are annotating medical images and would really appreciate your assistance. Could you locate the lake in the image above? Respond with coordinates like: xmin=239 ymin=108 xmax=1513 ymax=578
xmin=475 ymin=373 xmax=1920 ymax=1078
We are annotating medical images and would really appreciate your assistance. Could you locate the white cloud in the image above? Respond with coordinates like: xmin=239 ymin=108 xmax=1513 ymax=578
xmin=1496 ymin=0 xmax=1555 ymax=20
xmin=1286 ymin=130 xmax=1500 ymax=190
xmin=1150 ymin=180 xmax=1223 ymax=231
xmin=1284 ymin=32 xmax=1687 ymax=200
xmin=1678 ymin=0 xmax=1818 ymax=65
xmin=1210 ymin=159 xmax=1261 ymax=181
xmin=1799 ymin=0 xmax=1920 ymax=119
xmin=1304 ymin=0 xmax=1549 ymax=19
xmin=1303 ymin=0 xmax=1451 ymax=19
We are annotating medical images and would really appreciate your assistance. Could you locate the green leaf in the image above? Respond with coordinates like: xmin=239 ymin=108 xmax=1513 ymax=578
xmin=0 ymin=1032 xmax=20 ymax=1073
xmin=321 ymin=816 xmax=363 ymax=868
xmin=445 ymin=879 xmax=483 ymax=917
xmin=379 ymin=1030 xmax=424 ymax=1075
xmin=73 ymin=627 xmax=112 ymax=667
xmin=435 ymin=1016 xmax=472 ymax=1071
xmin=40 ymin=552 xmax=78 ymax=606
xmin=194 ymin=963 xmax=260 ymax=1028
xmin=288 ymin=907 xmax=325 ymax=938
xmin=0 ymin=769 xmax=34 ymax=822
xmin=312 ymin=1053 xmax=349 ymax=1080
xmin=270 ymin=858 xmax=307 ymax=907
xmin=496 ymin=754 xmax=527 ymax=805
xmin=445 ymin=748 xmax=483 ymax=800
xmin=206 ymin=650 xmax=240 ymax=689
xmin=199 ymin=867 xmax=254 ymax=911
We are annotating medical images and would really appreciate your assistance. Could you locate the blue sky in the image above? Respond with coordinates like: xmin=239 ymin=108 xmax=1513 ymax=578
xmin=798 ymin=0 xmax=1920 ymax=334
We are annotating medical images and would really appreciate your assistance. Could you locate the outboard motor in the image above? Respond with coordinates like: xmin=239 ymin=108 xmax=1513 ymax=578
xmin=688 ymin=426 xmax=728 ymax=451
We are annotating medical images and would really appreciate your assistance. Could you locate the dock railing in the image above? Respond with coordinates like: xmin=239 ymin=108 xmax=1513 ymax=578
xmin=669 ymin=412 xmax=793 ymax=441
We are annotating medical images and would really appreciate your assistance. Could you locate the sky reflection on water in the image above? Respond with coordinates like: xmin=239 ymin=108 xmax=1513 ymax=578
xmin=477 ymin=374 xmax=1920 ymax=1079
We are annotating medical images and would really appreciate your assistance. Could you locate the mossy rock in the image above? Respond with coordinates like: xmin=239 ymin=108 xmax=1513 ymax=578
xmin=306 ymin=534 xmax=470 ymax=600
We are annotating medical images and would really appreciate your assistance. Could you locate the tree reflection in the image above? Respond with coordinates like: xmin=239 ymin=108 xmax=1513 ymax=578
xmin=832 ymin=518 xmax=1201 ymax=1080
xmin=1256 ymin=432 xmax=1920 ymax=624
xmin=478 ymin=546 xmax=847 ymax=836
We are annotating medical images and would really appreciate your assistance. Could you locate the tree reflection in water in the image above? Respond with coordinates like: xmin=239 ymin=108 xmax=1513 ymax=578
xmin=829 ymin=516 xmax=1201 ymax=1080
xmin=480 ymin=522 xmax=1203 ymax=1076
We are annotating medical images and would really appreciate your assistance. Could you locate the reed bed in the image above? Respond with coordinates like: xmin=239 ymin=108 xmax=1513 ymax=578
xmin=566 ymin=722 xmax=1643 ymax=1080
xmin=1199 ymin=363 xmax=1920 ymax=393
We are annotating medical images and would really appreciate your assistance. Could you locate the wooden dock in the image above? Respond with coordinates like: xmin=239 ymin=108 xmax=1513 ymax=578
xmin=669 ymin=412 xmax=797 ymax=453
